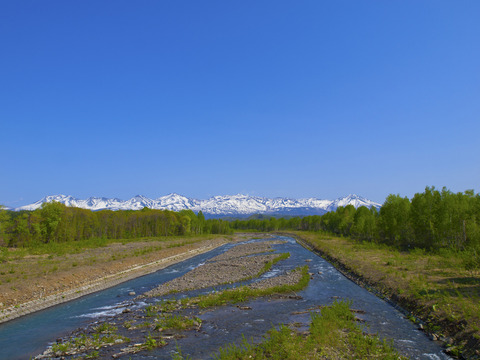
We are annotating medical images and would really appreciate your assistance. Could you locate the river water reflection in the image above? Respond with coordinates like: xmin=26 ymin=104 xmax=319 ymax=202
xmin=0 ymin=236 xmax=449 ymax=360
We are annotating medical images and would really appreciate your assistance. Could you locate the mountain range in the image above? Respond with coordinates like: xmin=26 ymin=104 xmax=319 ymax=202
xmin=12 ymin=194 xmax=382 ymax=218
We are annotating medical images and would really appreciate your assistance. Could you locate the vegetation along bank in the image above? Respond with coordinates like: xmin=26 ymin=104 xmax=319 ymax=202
xmin=230 ymin=186 xmax=480 ymax=359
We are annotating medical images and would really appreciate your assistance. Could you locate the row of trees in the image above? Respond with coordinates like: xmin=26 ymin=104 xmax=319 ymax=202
xmin=0 ymin=202 xmax=232 ymax=247
xmin=1 ymin=187 xmax=478 ymax=251
xmin=232 ymin=187 xmax=480 ymax=251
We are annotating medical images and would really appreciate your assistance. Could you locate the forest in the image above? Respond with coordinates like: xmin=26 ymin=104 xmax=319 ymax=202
xmin=0 ymin=204 xmax=232 ymax=247
xmin=231 ymin=187 xmax=480 ymax=252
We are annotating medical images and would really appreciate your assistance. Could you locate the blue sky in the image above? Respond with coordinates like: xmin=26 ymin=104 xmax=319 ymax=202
xmin=1 ymin=1 xmax=479 ymax=206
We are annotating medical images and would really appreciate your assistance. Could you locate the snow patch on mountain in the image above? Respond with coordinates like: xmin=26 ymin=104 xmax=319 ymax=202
xmin=13 ymin=193 xmax=381 ymax=217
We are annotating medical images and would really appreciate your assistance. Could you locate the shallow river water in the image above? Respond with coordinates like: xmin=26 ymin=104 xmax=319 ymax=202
xmin=0 ymin=236 xmax=450 ymax=360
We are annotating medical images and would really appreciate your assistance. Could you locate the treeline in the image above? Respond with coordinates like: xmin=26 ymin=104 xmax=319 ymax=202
xmin=232 ymin=187 xmax=480 ymax=252
xmin=1 ymin=186 xmax=479 ymax=252
xmin=0 ymin=202 xmax=232 ymax=247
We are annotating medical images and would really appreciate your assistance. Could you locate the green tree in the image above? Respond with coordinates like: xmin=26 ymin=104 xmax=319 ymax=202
xmin=0 ymin=205 xmax=12 ymax=246
xmin=337 ymin=205 xmax=356 ymax=236
xmin=38 ymin=202 xmax=65 ymax=242
xmin=351 ymin=206 xmax=378 ymax=241
xmin=378 ymin=194 xmax=412 ymax=248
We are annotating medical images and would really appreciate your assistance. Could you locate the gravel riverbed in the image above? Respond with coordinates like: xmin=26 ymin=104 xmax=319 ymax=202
xmin=145 ymin=240 xmax=288 ymax=296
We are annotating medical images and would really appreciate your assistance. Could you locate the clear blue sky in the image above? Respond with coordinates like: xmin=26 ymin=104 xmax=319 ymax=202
xmin=1 ymin=1 xmax=479 ymax=207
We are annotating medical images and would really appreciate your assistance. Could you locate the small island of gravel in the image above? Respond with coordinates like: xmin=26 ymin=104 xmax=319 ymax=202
xmin=145 ymin=240 xmax=289 ymax=297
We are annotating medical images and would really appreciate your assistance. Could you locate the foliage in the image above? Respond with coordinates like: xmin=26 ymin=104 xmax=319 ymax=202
xmin=154 ymin=314 xmax=200 ymax=331
xmin=231 ymin=186 xmax=480 ymax=255
xmin=143 ymin=332 xmax=158 ymax=350
xmin=0 ymin=203 xmax=232 ymax=247
xmin=49 ymin=324 xmax=129 ymax=357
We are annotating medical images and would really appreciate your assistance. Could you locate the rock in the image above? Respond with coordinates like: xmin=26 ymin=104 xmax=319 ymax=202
xmin=351 ymin=309 xmax=366 ymax=314
xmin=122 ymin=308 xmax=131 ymax=313
xmin=128 ymin=291 xmax=136 ymax=296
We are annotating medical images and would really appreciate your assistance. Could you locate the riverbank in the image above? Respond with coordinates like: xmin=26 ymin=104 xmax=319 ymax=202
xmin=0 ymin=234 xmax=243 ymax=324
xmin=34 ymin=239 xmax=308 ymax=359
xmin=285 ymin=231 xmax=480 ymax=359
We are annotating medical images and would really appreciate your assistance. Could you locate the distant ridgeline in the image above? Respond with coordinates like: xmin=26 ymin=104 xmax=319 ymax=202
xmin=11 ymin=193 xmax=381 ymax=218
xmin=1 ymin=187 xmax=479 ymax=252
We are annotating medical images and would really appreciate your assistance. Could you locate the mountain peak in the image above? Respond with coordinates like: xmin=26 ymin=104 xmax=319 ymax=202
xmin=13 ymin=193 xmax=381 ymax=216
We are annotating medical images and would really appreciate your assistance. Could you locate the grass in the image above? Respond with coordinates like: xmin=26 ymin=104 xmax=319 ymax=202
xmin=287 ymin=230 xmax=480 ymax=358
xmin=213 ymin=300 xmax=407 ymax=360
xmin=143 ymin=332 xmax=164 ymax=350
xmin=256 ymin=252 xmax=290 ymax=277
xmin=49 ymin=327 xmax=129 ymax=357
xmin=3 ymin=234 xmax=224 ymax=259
xmin=154 ymin=314 xmax=201 ymax=331
xmin=144 ymin=299 xmax=179 ymax=317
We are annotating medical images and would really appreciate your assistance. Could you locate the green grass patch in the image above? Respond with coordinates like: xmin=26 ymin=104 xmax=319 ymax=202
xmin=256 ymin=252 xmax=290 ymax=277
xmin=154 ymin=314 xmax=201 ymax=331
xmin=50 ymin=323 xmax=129 ymax=357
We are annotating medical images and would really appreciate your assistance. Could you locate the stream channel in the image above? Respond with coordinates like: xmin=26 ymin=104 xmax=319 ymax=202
xmin=0 ymin=235 xmax=450 ymax=360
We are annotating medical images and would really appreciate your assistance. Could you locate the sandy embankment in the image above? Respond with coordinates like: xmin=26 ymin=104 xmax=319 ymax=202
xmin=0 ymin=237 xmax=231 ymax=324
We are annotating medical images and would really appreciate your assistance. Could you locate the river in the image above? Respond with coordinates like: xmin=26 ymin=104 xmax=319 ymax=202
xmin=0 ymin=236 xmax=449 ymax=360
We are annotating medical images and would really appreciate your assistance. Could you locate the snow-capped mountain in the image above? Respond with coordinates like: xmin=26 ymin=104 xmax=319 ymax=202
xmin=14 ymin=194 xmax=381 ymax=217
